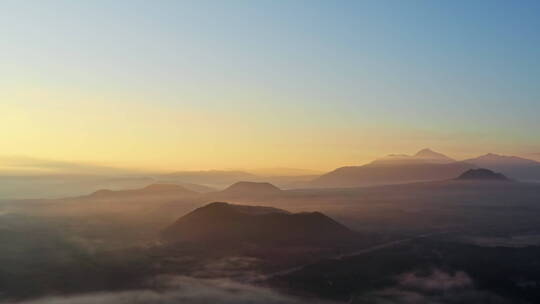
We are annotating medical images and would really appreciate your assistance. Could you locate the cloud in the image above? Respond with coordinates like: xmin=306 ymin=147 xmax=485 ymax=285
xmin=351 ymin=269 xmax=517 ymax=304
xmin=398 ymin=269 xmax=473 ymax=292
xmin=10 ymin=276 xmax=334 ymax=304
xmin=190 ymin=256 xmax=266 ymax=281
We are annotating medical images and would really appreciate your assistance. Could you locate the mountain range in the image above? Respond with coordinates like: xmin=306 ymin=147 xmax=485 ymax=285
xmin=87 ymin=183 xmax=199 ymax=199
xmin=209 ymin=181 xmax=284 ymax=200
xmin=4 ymin=149 xmax=540 ymax=200
xmin=311 ymin=149 xmax=540 ymax=188
xmin=464 ymin=153 xmax=540 ymax=180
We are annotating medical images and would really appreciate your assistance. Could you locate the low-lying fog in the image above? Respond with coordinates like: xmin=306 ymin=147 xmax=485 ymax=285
xmin=2 ymin=177 xmax=540 ymax=303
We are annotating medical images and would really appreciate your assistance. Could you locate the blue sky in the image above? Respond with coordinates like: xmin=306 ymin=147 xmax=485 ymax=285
xmin=1 ymin=0 xmax=539 ymax=170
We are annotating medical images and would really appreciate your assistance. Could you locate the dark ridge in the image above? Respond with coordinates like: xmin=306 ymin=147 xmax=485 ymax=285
xmin=463 ymin=153 xmax=540 ymax=180
xmin=211 ymin=182 xmax=284 ymax=199
xmin=456 ymin=168 xmax=510 ymax=181
xmin=88 ymin=183 xmax=198 ymax=198
xmin=161 ymin=202 xmax=354 ymax=244
xmin=312 ymin=162 xmax=475 ymax=188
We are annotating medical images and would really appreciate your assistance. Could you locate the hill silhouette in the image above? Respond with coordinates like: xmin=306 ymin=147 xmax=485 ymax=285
xmin=161 ymin=170 xmax=260 ymax=188
xmin=161 ymin=202 xmax=354 ymax=244
xmin=219 ymin=181 xmax=282 ymax=195
xmin=464 ymin=153 xmax=540 ymax=180
xmin=456 ymin=168 xmax=510 ymax=181
xmin=205 ymin=181 xmax=285 ymax=201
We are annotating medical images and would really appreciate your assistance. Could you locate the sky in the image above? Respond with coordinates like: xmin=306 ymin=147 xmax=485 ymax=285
xmin=1 ymin=0 xmax=539 ymax=172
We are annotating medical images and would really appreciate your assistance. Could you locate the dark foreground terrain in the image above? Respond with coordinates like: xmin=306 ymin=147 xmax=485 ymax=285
xmin=1 ymin=173 xmax=540 ymax=303
xmin=270 ymin=238 xmax=540 ymax=303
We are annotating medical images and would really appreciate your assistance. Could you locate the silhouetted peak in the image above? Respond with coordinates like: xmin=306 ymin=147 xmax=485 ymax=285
xmin=223 ymin=181 xmax=281 ymax=193
xmin=189 ymin=202 xmax=289 ymax=217
xmin=414 ymin=148 xmax=455 ymax=162
xmin=478 ymin=153 xmax=502 ymax=160
xmin=88 ymin=183 xmax=197 ymax=198
xmin=370 ymin=149 xmax=455 ymax=167
xmin=162 ymin=202 xmax=353 ymax=244
xmin=415 ymin=148 xmax=436 ymax=155
xmin=457 ymin=169 xmax=509 ymax=181
xmin=204 ymin=201 xmax=230 ymax=208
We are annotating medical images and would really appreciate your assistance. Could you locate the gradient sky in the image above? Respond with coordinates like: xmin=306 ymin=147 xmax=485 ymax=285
xmin=1 ymin=0 xmax=539 ymax=171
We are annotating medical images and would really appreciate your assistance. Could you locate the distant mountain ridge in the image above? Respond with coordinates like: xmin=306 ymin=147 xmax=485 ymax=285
xmin=219 ymin=181 xmax=281 ymax=195
xmin=162 ymin=170 xmax=260 ymax=188
xmin=312 ymin=149 xmax=473 ymax=188
xmin=204 ymin=181 xmax=284 ymax=202
xmin=371 ymin=148 xmax=456 ymax=165
xmin=466 ymin=153 xmax=539 ymax=165
xmin=312 ymin=162 xmax=474 ymax=188
xmin=456 ymin=168 xmax=510 ymax=181
xmin=161 ymin=169 xmax=321 ymax=190
xmin=464 ymin=153 xmax=540 ymax=180
xmin=87 ymin=183 xmax=199 ymax=199
xmin=311 ymin=149 xmax=540 ymax=188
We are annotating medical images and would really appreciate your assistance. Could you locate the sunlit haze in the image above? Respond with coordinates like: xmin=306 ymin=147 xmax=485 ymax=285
xmin=2 ymin=0 xmax=539 ymax=172
xmin=3 ymin=3 xmax=540 ymax=304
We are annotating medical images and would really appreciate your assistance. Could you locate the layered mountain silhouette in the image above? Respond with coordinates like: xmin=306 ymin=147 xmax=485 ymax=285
xmin=87 ymin=183 xmax=199 ymax=199
xmin=312 ymin=149 xmax=473 ymax=188
xmin=414 ymin=148 xmax=456 ymax=163
xmin=161 ymin=202 xmax=354 ymax=244
xmin=370 ymin=148 xmax=456 ymax=166
xmin=160 ymin=169 xmax=316 ymax=189
xmin=456 ymin=168 xmax=510 ymax=181
xmin=213 ymin=181 xmax=283 ymax=199
xmin=161 ymin=170 xmax=259 ymax=188
xmin=464 ymin=153 xmax=540 ymax=180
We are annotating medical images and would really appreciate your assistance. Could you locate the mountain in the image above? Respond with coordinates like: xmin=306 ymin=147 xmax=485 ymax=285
xmin=464 ymin=153 xmax=540 ymax=181
xmin=312 ymin=160 xmax=474 ymax=188
xmin=216 ymin=181 xmax=282 ymax=197
xmin=87 ymin=183 xmax=199 ymax=199
xmin=3 ymin=183 xmax=205 ymax=224
xmin=456 ymin=168 xmax=510 ymax=181
xmin=414 ymin=148 xmax=456 ymax=163
xmin=161 ymin=202 xmax=354 ymax=244
xmin=207 ymin=181 xmax=283 ymax=201
xmin=371 ymin=148 xmax=455 ymax=165
xmin=161 ymin=170 xmax=260 ymax=188
xmin=0 ymin=175 xmax=155 ymax=200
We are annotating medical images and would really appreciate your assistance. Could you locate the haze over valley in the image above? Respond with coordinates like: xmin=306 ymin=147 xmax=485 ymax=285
xmin=3 ymin=148 xmax=540 ymax=303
